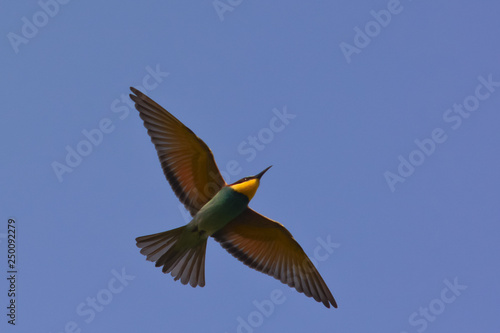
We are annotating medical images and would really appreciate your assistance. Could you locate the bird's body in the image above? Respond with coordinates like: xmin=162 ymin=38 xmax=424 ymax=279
xmin=191 ymin=186 xmax=251 ymax=236
xmin=130 ymin=87 xmax=338 ymax=308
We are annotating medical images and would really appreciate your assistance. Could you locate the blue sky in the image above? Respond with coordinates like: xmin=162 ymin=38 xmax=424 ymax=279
xmin=1 ymin=1 xmax=500 ymax=332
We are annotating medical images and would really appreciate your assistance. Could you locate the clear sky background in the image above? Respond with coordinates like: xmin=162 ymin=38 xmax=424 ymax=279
xmin=1 ymin=1 xmax=500 ymax=332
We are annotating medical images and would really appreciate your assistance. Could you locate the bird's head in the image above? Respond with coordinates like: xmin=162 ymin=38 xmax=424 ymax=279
xmin=228 ymin=166 xmax=272 ymax=200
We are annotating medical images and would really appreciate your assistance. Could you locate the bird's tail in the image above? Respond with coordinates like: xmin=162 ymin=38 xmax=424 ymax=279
xmin=136 ymin=226 xmax=207 ymax=287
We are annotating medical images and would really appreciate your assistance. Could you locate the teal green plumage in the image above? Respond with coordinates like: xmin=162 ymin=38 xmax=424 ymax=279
xmin=189 ymin=187 xmax=250 ymax=236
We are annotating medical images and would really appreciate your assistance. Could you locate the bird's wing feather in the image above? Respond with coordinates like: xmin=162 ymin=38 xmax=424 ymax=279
xmin=130 ymin=88 xmax=226 ymax=215
xmin=212 ymin=208 xmax=337 ymax=308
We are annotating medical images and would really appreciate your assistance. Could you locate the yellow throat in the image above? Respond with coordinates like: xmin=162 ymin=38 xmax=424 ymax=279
xmin=230 ymin=178 xmax=260 ymax=200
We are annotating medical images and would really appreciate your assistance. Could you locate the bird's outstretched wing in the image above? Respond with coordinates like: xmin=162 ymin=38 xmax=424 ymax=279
xmin=212 ymin=208 xmax=337 ymax=308
xmin=130 ymin=87 xmax=226 ymax=215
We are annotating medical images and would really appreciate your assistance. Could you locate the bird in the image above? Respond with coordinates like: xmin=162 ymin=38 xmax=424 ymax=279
xmin=129 ymin=87 xmax=337 ymax=308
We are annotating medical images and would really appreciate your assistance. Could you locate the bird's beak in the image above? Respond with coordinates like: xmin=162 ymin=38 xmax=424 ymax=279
xmin=255 ymin=166 xmax=272 ymax=180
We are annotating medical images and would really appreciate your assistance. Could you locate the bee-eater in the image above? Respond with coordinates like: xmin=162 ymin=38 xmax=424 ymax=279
xmin=130 ymin=87 xmax=337 ymax=308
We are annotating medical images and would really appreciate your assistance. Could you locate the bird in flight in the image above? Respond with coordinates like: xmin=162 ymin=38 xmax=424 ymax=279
xmin=130 ymin=88 xmax=337 ymax=308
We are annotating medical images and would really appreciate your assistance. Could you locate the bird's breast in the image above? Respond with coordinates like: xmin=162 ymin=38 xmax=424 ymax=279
xmin=192 ymin=187 xmax=249 ymax=235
